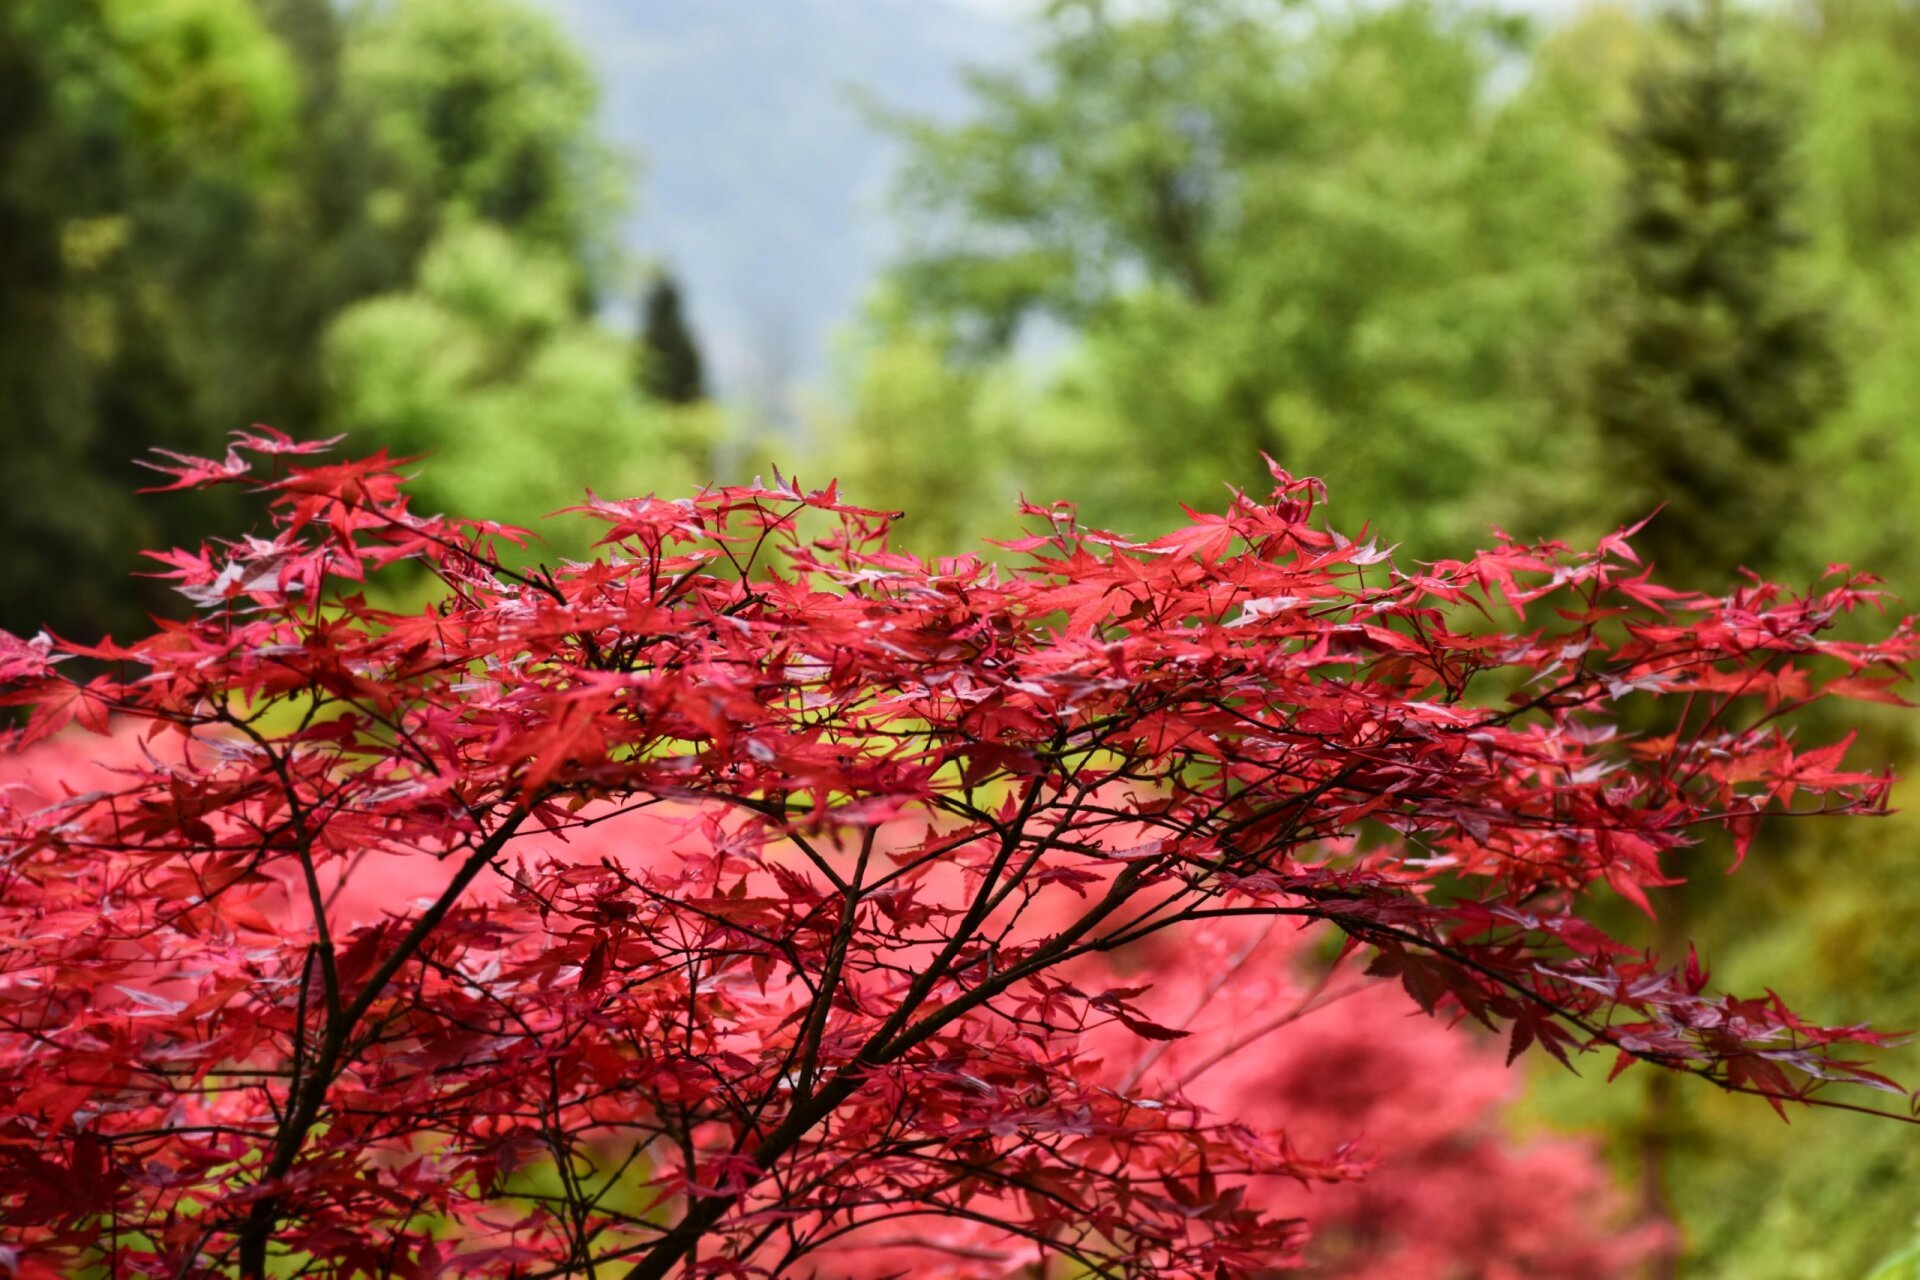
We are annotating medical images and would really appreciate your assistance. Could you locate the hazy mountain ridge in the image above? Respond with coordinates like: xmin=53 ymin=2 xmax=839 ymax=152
xmin=541 ymin=0 xmax=1023 ymax=413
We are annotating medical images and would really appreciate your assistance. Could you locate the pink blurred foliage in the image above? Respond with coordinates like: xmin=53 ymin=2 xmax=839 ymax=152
xmin=3 ymin=723 xmax=1655 ymax=1277
xmin=794 ymin=885 xmax=1663 ymax=1280
xmin=1098 ymin=921 xmax=1665 ymax=1279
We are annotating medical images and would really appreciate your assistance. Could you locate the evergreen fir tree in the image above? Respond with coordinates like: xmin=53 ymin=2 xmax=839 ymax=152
xmin=638 ymin=269 xmax=706 ymax=405
xmin=1580 ymin=9 xmax=1842 ymax=1272
xmin=1585 ymin=0 xmax=1841 ymax=590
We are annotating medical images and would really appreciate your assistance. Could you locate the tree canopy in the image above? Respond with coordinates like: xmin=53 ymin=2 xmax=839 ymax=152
xmin=0 ymin=436 xmax=1912 ymax=1276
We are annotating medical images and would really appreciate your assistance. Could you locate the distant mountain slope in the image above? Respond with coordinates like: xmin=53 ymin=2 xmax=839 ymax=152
xmin=540 ymin=0 xmax=1022 ymax=415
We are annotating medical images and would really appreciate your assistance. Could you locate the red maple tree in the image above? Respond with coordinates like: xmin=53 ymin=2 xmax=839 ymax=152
xmin=0 ymin=431 xmax=1913 ymax=1278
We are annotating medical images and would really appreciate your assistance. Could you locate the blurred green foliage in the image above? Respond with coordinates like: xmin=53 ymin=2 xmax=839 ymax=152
xmin=6 ymin=0 xmax=1920 ymax=1275
xmin=340 ymin=0 xmax=624 ymax=282
xmin=1574 ymin=0 xmax=1841 ymax=592
xmin=834 ymin=0 xmax=1920 ymax=611
xmin=855 ymin=0 xmax=1609 ymax=552
xmin=325 ymin=220 xmax=714 ymax=541
xmin=1 ymin=0 xmax=374 ymax=638
xmin=0 ymin=0 xmax=705 ymax=637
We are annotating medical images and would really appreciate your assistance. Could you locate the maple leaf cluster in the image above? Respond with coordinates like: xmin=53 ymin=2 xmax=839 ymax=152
xmin=0 ymin=431 xmax=1913 ymax=1278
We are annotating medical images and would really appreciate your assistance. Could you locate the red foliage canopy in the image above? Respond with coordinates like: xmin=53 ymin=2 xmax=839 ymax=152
xmin=0 ymin=432 xmax=1913 ymax=1278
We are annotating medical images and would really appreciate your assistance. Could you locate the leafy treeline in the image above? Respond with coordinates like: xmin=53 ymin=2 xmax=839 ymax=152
xmin=839 ymin=0 xmax=1920 ymax=604
xmin=0 ymin=0 xmax=711 ymax=640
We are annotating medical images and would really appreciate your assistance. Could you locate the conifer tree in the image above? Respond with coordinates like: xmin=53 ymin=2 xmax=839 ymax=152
xmin=1580 ymin=9 xmax=1841 ymax=1272
xmin=1584 ymin=0 xmax=1840 ymax=590
xmin=638 ymin=269 xmax=707 ymax=404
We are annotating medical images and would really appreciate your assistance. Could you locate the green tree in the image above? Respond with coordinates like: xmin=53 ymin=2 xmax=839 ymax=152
xmin=1576 ymin=0 xmax=1841 ymax=591
xmin=342 ymin=0 xmax=624 ymax=300
xmin=866 ymin=0 xmax=1602 ymax=553
xmin=0 ymin=0 xmax=632 ymax=640
xmin=1547 ymin=13 xmax=1867 ymax=1278
xmin=1768 ymin=0 xmax=1920 ymax=597
xmin=638 ymin=269 xmax=707 ymax=405
xmin=0 ymin=0 xmax=309 ymax=640
xmin=0 ymin=0 xmax=111 ymax=634
xmin=812 ymin=287 xmax=1023 ymax=558
xmin=325 ymin=222 xmax=713 ymax=542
